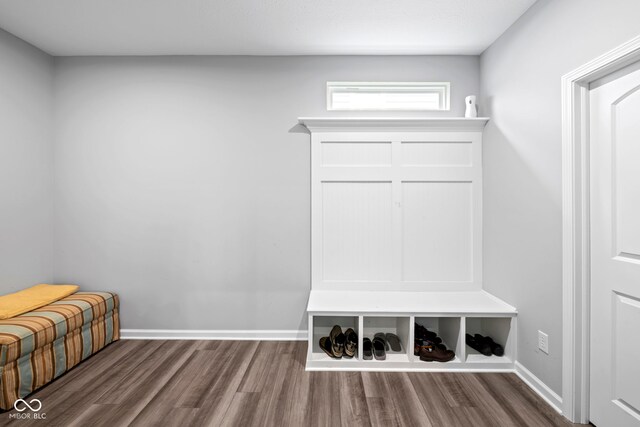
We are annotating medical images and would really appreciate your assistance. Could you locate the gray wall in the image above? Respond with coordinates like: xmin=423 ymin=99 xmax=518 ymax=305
xmin=480 ymin=0 xmax=640 ymax=394
xmin=52 ymin=56 xmax=480 ymax=330
xmin=0 ymin=29 xmax=54 ymax=293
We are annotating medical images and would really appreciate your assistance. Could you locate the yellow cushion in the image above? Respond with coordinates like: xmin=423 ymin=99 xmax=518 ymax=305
xmin=0 ymin=284 xmax=80 ymax=319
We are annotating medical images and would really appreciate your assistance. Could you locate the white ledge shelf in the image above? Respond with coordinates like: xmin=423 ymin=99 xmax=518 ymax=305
xmin=298 ymin=116 xmax=490 ymax=132
xmin=307 ymin=290 xmax=516 ymax=317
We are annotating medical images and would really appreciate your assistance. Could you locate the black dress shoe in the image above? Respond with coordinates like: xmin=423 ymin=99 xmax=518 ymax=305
xmin=478 ymin=334 xmax=504 ymax=357
xmin=466 ymin=333 xmax=492 ymax=356
xmin=415 ymin=323 xmax=442 ymax=344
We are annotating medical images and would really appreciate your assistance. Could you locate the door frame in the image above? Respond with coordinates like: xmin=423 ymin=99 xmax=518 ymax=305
xmin=562 ymin=34 xmax=640 ymax=424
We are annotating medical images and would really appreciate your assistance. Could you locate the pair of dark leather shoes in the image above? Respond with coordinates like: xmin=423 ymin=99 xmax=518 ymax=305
xmin=466 ymin=333 xmax=504 ymax=356
xmin=415 ymin=323 xmax=442 ymax=345
xmin=319 ymin=325 xmax=357 ymax=358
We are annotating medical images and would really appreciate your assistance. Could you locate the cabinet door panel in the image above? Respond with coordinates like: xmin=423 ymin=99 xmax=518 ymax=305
xmin=322 ymin=182 xmax=393 ymax=281
xmin=401 ymin=182 xmax=473 ymax=282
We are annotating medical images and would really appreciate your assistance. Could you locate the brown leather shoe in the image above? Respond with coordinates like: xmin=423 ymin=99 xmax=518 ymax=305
xmin=414 ymin=339 xmax=446 ymax=356
xmin=419 ymin=344 xmax=455 ymax=362
xmin=319 ymin=336 xmax=339 ymax=358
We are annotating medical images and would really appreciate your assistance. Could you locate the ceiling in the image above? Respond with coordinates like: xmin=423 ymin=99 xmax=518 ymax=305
xmin=0 ymin=0 xmax=537 ymax=56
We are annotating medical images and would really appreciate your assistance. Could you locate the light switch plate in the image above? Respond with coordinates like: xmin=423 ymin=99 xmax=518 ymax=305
xmin=538 ymin=330 xmax=549 ymax=354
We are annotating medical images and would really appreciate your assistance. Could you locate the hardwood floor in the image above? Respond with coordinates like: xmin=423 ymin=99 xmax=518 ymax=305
xmin=0 ymin=340 xmax=578 ymax=426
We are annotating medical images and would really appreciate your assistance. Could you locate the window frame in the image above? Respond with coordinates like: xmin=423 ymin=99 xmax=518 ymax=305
xmin=326 ymin=81 xmax=451 ymax=112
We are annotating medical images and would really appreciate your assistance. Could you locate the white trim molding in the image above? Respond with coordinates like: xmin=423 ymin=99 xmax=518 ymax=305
xmin=515 ymin=362 xmax=563 ymax=414
xmin=561 ymin=34 xmax=640 ymax=424
xmin=298 ymin=117 xmax=489 ymax=132
xmin=120 ymin=329 xmax=308 ymax=341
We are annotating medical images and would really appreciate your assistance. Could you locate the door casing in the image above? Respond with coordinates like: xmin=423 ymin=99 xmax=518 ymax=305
xmin=562 ymin=35 xmax=640 ymax=424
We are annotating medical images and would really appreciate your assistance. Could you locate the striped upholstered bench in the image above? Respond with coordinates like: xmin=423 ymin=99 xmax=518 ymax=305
xmin=0 ymin=292 xmax=119 ymax=410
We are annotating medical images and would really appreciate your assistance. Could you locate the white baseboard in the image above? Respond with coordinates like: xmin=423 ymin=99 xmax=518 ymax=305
xmin=515 ymin=361 xmax=563 ymax=414
xmin=120 ymin=329 xmax=307 ymax=341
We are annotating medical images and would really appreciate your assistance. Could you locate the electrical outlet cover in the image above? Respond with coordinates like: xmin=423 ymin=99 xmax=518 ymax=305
xmin=538 ymin=330 xmax=549 ymax=354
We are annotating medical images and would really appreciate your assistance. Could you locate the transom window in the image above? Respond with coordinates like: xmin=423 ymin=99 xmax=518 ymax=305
xmin=326 ymin=82 xmax=450 ymax=111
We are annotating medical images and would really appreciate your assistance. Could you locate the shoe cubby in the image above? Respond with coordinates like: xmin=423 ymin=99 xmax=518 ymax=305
xmin=414 ymin=316 xmax=462 ymax=363
xmin=464 ymin=316 xmax=514 ymax=364
xmin=309 ymin=315 xmax=359 ymax=362
xmin=306 ymin=290 xmax=517 ymax=371
xmin=362 ymin=316 xmax=411 ymax=362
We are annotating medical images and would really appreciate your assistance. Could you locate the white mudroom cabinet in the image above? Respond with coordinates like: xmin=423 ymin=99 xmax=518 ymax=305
xmin=300 ymin=117 xmax=517 ymax=371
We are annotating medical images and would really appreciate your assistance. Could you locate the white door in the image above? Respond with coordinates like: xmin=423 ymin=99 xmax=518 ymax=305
xmin=590 ymin=61 xmax=640 ymax=426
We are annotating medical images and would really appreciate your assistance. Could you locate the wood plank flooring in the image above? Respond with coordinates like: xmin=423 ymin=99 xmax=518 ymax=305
xmin=0 ymin=340 xmax=579 ymax=426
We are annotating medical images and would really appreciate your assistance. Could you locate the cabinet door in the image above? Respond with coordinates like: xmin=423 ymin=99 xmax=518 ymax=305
xmin=321 ymin=181 xmax=393 ymax=282
xmin=401 ymin=181 xmax=473 ymax=282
